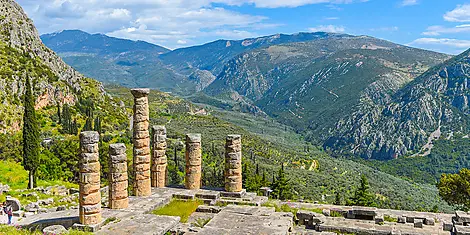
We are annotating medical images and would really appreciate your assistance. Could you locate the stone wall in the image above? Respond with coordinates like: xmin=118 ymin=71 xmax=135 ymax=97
xmin=108 ymin=143 xmax=129 ymax=209
xmin=79 ymin=131 xmax=101 ymax=225
xmin=131 ymin=88 xmax=151 ymax=196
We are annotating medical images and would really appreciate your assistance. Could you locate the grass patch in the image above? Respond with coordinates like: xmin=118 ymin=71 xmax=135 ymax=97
xmin=191 ymin=218 xmax=211 ymax=228
xmin=384 ymin=215 xmax=398 ymax=223
xmin=0 ymin=225 xmax=92 ymax=235
xmin=152 ymin=200 xmax=202 ymax=223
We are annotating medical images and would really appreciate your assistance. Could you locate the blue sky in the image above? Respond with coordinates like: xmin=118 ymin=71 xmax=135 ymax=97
xmin=17 ymin=0 xmax=470 ymax=54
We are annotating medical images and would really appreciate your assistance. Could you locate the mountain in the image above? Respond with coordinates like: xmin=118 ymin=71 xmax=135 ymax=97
xmin=204 ymin=36 xmax=451 ymax=159
xmin=0 ymin=0 xmax=97 ymax=133
xmin=326 ymin=48 xmax=470 ymax=159
xmin=40 ymin=30 xmax=186 ymax=90
xmin=159 ymin=32 xmax=350 ymax=90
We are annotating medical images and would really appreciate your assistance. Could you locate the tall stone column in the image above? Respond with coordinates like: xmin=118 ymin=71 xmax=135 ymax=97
xmin=185 ymin=134 xmax=202 ymax=190
xmin=108 ymin=143 xmax=129 ymax=209
xmin=225 ymin=135 xmax=243 ymax=192
xmin=79 ymin=131 xmax=101 ymax=225
xmin=131 ymin=88 xmax=151 ymax=196
xmin=152 ymin=126 xmax=167 ymax=188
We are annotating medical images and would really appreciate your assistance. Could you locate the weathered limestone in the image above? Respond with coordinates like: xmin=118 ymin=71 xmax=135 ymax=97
xmin=151 ymin=125 xmax=167 ymax=188
xmin=131 ymin=88 xmax=151 ymax=196
xmin=79 ymin=131 xmax=101 ymax=225
xmin=108 ymin=143 xmax=129 ymax=209
xmin=185 ymin=134 xmax=202 ymax=190
xmin=224 ymin=135 xmax=242 ymax=192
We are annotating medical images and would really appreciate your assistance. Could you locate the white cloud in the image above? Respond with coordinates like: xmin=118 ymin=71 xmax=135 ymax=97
xmin=324 ymin=17 xmax=340 ymax=20
xmin=423 ymin=25 xmax=470 ymax=36
xmin=410 ymin=38 xmax=470 ymax=48
xmin=400 ymin=0 xmax=418 ymax=7
xmin=370 ymin=26 xmax=399 ymax=32
xmin=16 ymin=0 xmax=367 ymax=48
xmin=444 ymin=4 xmax=470 ymax=22
xmin=308 ymin=25 xmax=345 ymax=33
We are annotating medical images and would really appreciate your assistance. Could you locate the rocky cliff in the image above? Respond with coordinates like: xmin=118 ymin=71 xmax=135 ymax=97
xmin=0 ymin=0 xmax=103 ymax=132
xmin=327 ymin=49 xmax=470 ymax=159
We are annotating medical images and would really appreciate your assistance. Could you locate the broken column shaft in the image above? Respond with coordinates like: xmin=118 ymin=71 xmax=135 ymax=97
xmin=108 ymin=143 xmax=129 ymax=209
xmin=79 ymin=131 xmax=101 ymax=225
xmin=185 ymin=134 xmax=202 ymax=190
xmin=152 ymin=125 xmax=167 ymax=188
xmin=225 ymin=135 xmax=243 ymax=192
xmin=131 ymin=88 xmax=151 ymax=196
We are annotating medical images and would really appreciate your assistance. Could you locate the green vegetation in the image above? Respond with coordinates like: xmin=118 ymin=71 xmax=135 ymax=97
xmin=152 ymin=200 xmax=203 ymax=223
xmin=438 ymin=168 xmax=470 ymax=211
xmin=384 ymin=215 xmax=398 ymax=223
xmin=348 ymin=175 xmax=377 ymax=207
xmin=192 ymin=218 xmax=211 ymax=228
xmin=0 ymin=225 xmax=92 ymax=235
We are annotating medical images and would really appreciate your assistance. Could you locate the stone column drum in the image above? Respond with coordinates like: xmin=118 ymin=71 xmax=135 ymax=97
xmin=152 ymin=125 xmax=167 ymax=188
xmin=185 ymin=134 xmax=202 ymax=190
xmin=131 ymin=88 xmax=151 ymax=196
xmin=225 ymin=135 xmax=243 ymax=192
xmin=79 ymin=131 xmax=101 ymax=225
xmin=108 ymin=143 xmax=129 ymax=209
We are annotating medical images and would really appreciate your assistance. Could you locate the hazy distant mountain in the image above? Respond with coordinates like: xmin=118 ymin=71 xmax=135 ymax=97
xmin=41 ymin=30 xmax=186 ymax=90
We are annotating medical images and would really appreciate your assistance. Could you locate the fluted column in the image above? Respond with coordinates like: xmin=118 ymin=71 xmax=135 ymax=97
xmin=152 ymin=125 xmax=167 ymax=188
xmin=79 ymin=131 xmax=101 ymax=225
xmin=108 ymin=143 xmax=128 ymax=209
xmin=185 ymin=134 xmax=202 ymax=190
xmin=131 ymin=88 xmax=151 ymax=196
xmin=225 ymin=135 xmax=242 ymax=192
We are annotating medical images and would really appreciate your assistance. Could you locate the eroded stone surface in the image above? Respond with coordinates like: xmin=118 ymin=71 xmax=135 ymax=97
xmin=151 ymin=125 xmax=167 ymax=188
xmin=108 ymin=143 xmax=129 ymax=209
xmin=185 ymin=134 xmax=202 ymax=190
xmin=224 ymin=135 xmax=242 ymax=192
xmin=79 ymin=131 xmax=101 ymax=225
xmin=132 ymin=89 xmax=151 ymax=197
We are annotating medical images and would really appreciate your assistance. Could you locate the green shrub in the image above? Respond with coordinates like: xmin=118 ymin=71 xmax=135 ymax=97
xmin=152 ymin=200 xmax=202 ymax=223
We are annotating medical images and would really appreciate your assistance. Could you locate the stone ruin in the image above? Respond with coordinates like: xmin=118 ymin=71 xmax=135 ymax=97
xmin=151 ymin=125 xmax=167 ymax=188
xmin=131 ymin=88 xmax=151 ymax=197
xmin=108 ymin=143 xmax=128 ymax=209
xmin=225 ymin=135 xmax=242 ymax=193
xmin=185 ymin=133 xmax=202 ymax=190
xmin=78 ymin=131 xmax=101 ymax=225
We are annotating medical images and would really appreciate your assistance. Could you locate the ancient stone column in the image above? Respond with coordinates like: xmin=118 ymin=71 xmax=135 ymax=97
xmin=152 ymin=126 xmax=167 ymax=188
xmin=79 ymin=131 xmax=101 ymax=225
xmin=131 ymin=88 xmax=151 ymax=196
xmin=108 ymin=143 xmax=128 ymax=209
xmin=225 ymin=135 xmax=243 ymax=192
xmin=185 ymin=134 xmax=202 ymax=190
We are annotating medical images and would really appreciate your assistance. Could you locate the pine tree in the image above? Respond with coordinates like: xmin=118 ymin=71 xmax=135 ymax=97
xmin=83 ymin=106 xmax=93 ymax=131
xmin=71 ymin=119 xmax=78 ymax=135
xmin=271 ymin=164 xmax=292 ymax=200
xmin=23 ymin=76 xmax=40 ymax=189
xmin=94 ymin=116 xmax=102 ymax=134
xmin=60 ymin=104 xmax=72 ymax=134
xmin=335 ymin=191 xmax=342 ymax=205
xmin=349 ymin=174 xmax=376 ymax=207
xmin=57 ymin=104 xmax=61 ymax=124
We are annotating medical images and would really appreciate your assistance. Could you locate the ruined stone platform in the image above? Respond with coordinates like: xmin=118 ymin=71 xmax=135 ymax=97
xmin=192 ymin=205 xmax=293 ymax=235
xmin=15 ymin=187 xmax=268 ymax=234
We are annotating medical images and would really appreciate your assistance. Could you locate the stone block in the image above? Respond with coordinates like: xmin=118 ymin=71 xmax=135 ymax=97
xmin=456 ymin=211 xmax=470 ymax=223
xmin=134 ymin=138 xmax=149 ymax=148
xmin=110 ymin=154 xmax=127 ymax=164
xmin=79 ymin=173 xmax=100 ymax=184
xmin=131 ymin=88 xmax=150 ymax=97
xmin=134 ymin=155 xmax=150 ymax=164
xmin=6 ymin=196 xmax=21 ymax=211
xmin=134 ymin=130 xmax=150 ymax=139
xmin=455 ymin=225 xmax=470 ymax=235
xmin=109 ymin=197 xmax=128 ymax=209
xmin=413 ymin=218 xmax=423 ymax=228
xmin=80 ymin=213 xmax=102 ymax=226
xmin=134 ymin=178 xmax=151 ymax=196
xmin=80 ymin=183 xmax=100 ymax=195
xmin=424 ymin=217 xmax=435 ymax=226
xmin=43 ymin=225 xmax=67 ymax=235
xmin=79 ymin=131 xmax=100 ymax=145
xmin=81 ymin=143 xmax=99 ymax=154
xmin=80 ymin=162 xmax=100 ymax=173
xmin=80 ymin=153 xmax=99 ymax=163
xmin=397 ymin=216 xmax=406 ymax=223
xmin=80 ymin=192 xmax=101 ymax=205
xmin=443 ymin=221 xmax=453 ymax=231
xmin=375 ymin=214 xmax=384 ymax=224
xmin=80 ymin=204 xmax=101 ymax=215
xmin=109 ymin=162 xmax=127 ymax=173
xmin=186 ymin=133 xmax=201 ymax=143
xmin=109 ymin=143 xmax=126 ymax=155
xmin=134 ymin=163 xmax=150 ymax=172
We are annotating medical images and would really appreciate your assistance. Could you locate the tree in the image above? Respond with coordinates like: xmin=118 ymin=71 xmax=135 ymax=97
xmin=57 ymin=104 xmax=61 ymax=124
xmin=22 ymin=76 xmax=41 ymax=189
xmin=438 ymin=168 xmax=470 ymax=211
xmin=348 ymin=174 xmax=376 ymax=207
xmin=94 ymin=116 xmax=102 ymax=134
xmin=83 ymin=106 xmax=93 ymax=131
xmin=271 ymin=164 xmax=292 ymax=200
xmin=60 ymin=104 xmax=72 ymax=134
xmin=334 ymin=191 xmax=342 ymax=205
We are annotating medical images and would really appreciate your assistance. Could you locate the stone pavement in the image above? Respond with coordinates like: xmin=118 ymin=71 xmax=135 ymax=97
xmin=193 ymin=205 xmax=293 ymax=235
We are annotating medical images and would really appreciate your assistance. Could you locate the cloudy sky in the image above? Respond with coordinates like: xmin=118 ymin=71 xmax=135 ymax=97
xmin=16 ymin=0 xmax=470 ymax=54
